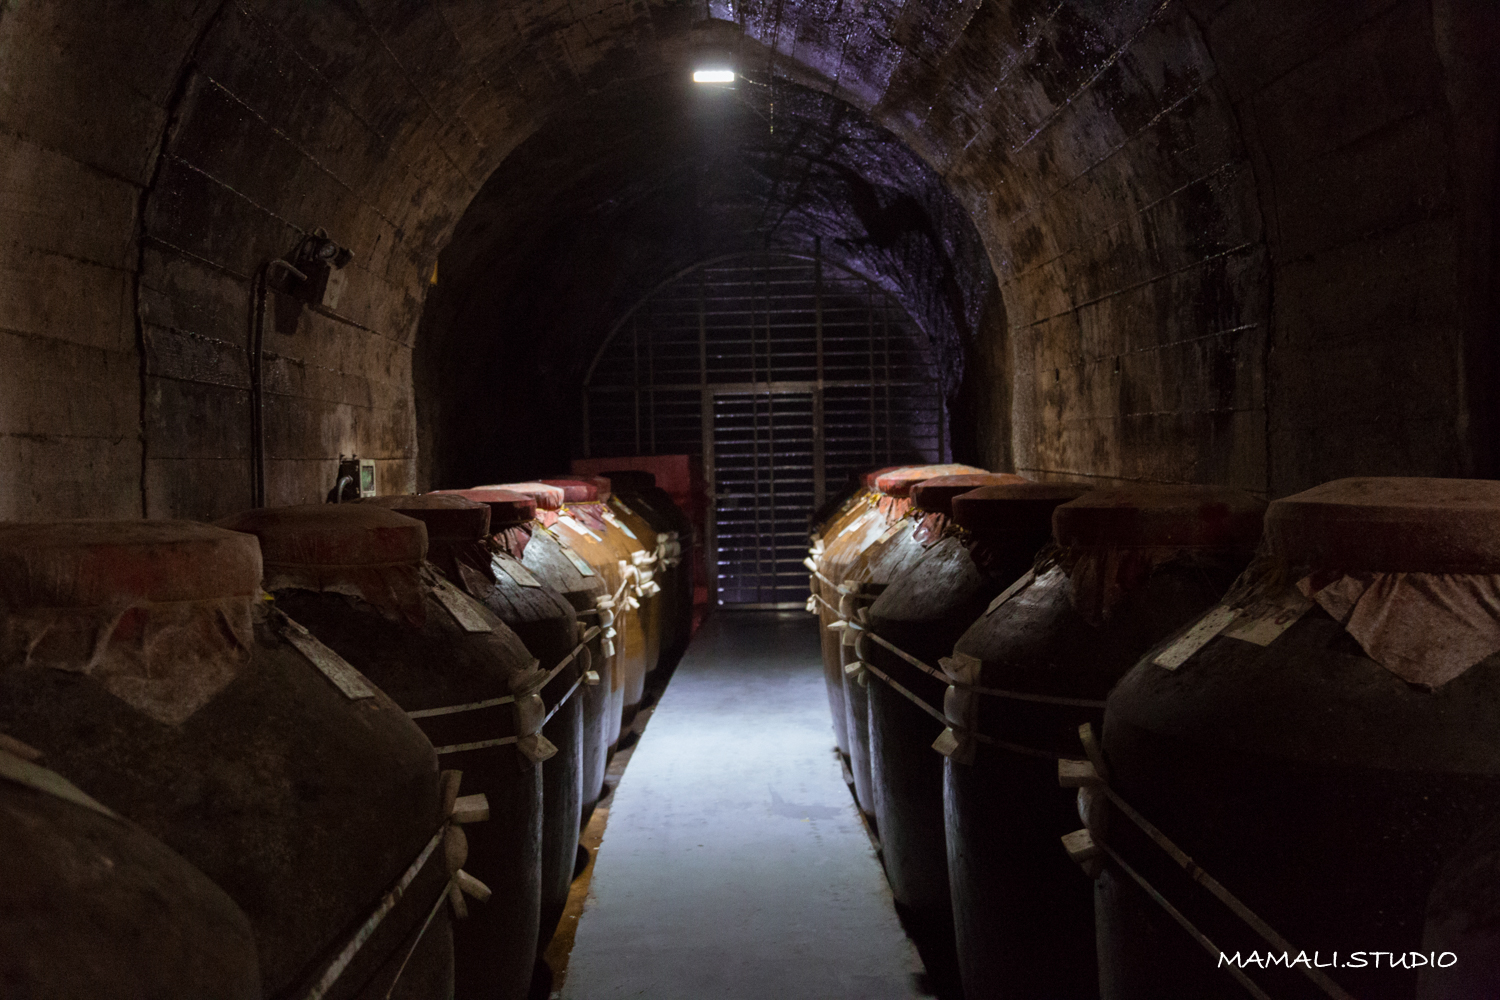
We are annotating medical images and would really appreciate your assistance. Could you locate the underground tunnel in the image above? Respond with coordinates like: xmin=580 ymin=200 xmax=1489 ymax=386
xmin=3 ymin=1 xmax=1500 ymax=998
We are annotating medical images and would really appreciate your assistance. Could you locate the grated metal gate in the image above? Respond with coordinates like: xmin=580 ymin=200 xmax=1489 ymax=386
xmin=583 ymin=251 xmax=949 ymax=608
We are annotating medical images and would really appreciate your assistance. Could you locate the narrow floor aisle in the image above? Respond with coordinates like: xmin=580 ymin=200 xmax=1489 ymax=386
xmin=560 ymin=611 xmax=929 ymax=999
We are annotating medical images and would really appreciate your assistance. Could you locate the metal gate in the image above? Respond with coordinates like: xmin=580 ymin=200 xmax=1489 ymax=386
xmin=710 ymin=392 xmax=815 ymax=607
xmin=583 ymin=251 xmax=950 ymax=608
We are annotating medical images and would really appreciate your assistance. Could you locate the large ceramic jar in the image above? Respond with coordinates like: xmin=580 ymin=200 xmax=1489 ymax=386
xmin=812 ymin=464 xmax=986 ymax=762
xmin=837 ymin=473 xmax=1027 ymax=825
xmin=600 ymin=469 xmax=696 ymax=672
xmin=218 ymin=505 xmax=543 ymax=1000
xmin=808 ymin=468 xmax=891 ymax=759
xmin=491 ymin=482 xmax=631 ymax=752
xmin=504 ymin=476 xmax=645 ymax=734
xmin=1098 ymin=478 xmax=1500 ymax=1000
xmin=0 ymin=745 xmax=262 ymax=999
xmin=545 ymin=478 xmax=661 ymax=726
xmin=570 ymin=475 xmax=670 ymax=689
xmin=0 ymin=519 xmax=451 ymax=1000
xmin=858 ymin=482 xmax=1085 ymax=989
xmin=361 ymin=493 xmax=589 ymax=952
xmin=943 ymin=485 xmax=1263 ymax=1000
xmin=441 ymin=487 xmax=614 ymax=822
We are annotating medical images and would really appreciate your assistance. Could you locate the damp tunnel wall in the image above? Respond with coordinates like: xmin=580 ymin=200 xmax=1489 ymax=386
xmin=0 ymin=0 xmax=1497 ymax=521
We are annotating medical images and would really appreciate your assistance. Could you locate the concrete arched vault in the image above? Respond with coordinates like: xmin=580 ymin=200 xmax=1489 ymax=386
xmin=1 ymin=0 xmax=1496 ymax=520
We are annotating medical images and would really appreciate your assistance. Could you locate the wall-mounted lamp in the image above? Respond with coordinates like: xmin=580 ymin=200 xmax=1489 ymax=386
xmin=693 ymin=69 xmax=735 ymax=84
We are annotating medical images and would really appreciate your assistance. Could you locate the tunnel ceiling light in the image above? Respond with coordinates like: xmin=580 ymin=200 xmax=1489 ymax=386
xmin=693 ymin=69 xmax=735 ymax=84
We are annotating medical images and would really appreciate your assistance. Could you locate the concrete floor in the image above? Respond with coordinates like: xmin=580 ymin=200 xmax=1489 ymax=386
xmin=559 ymin=611 xmax=930 ymax=1000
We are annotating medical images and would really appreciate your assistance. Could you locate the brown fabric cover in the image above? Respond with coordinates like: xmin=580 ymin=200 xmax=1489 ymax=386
xmin=874 ymin=464 xmax=989 ymax=498
xmin=861 ymin=465 xmax=910 ymax=488
xmin=568 ymin=475 xmax=614 ymax=501
xmin=0 ymin=521 xmax=262 ymax=725
xmin=0 ymin=520 xmax=261 ymax=605
xmin=483 ymin=482 xmax=566 ymax=511
xmin=950 ymin=483 xmax=1093 ymax=538
xmin=1297 ymin=571 xmax=1500 ymax=688
xmin=360 ymin=497 xmax=498 ymax=596
xmin=541 ymin=479 xmax=600 ymax=503
xmin=910 ymin=473 xmax=1028 ymax=517
xmin=435 ymin=488 xmax=538 ymax=529
xmin=216 ymin=505 xmax=429 ymax=627
xmin=359 ymin=494 xmax=491 ymax=541
xmin=1052 ymin=485 xmax=1265 ymax=549
xmin=1266 ymin=476 xmax=1500 ymax=573
xmin=1046 ymin=486 xmax=1265 ymax=625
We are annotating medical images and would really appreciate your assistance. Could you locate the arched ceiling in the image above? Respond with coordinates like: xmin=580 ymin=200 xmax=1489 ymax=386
xmin=1 ymin=0 xmax=1495 ymax=519
xmin=415 ymin=71 xmax=999 ymax=487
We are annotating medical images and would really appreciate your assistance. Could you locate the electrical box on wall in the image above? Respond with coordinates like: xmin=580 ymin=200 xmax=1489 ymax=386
xmin=328 ymin=456 xmax=376 ymax=503
xmin=293 ymin=229 xmax=355 ymax=310
xmin=265 ymin=228 xmax=355 ymax=337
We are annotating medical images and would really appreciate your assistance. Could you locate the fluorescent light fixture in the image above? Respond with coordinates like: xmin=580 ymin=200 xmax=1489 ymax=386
xmin=693 ymin=69 xmax=735 ymax=84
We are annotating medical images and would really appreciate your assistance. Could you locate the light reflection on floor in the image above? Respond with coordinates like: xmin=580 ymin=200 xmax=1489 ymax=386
xmin=557 ymin=611 xmax=929 ymax=1000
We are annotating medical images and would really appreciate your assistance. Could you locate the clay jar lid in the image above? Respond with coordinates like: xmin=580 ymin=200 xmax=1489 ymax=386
xmin=432 ymin=488 xmax=537 ymax=527
xmin=540 ymin=479 xmax=599 ymax=504
xmin=215 ymin=505 xmax=427 ymax=570
xmin=874 ymin=464 xmax=989 ymax=498
xmin=951 ymin=483 xmax=1094 ymax=542
xmin=1266 ymin=477 xmax=1500 ymax=573
xmin=1052 ymin=485 xmax=1266 ymax=550
xmin=358 ymin=494 xmax=490 ymax=542
xmin=911 ymin=473 xmax=1028 ymax=518
xmin=570 ymin=476 xmax=614 ymax=502
xmin=482 ymin=482 xmax=565 ymax=511
xmin=861 ymin=466 xmax=909 ymax=488
xmin=602 ymin=470 xmax=656 ymax=490
xmin=0 ymin=520 xmax=261 ymax=609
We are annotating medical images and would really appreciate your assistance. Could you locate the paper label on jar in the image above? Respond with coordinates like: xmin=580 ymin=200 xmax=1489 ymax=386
xmin=561 ymin=546 xmax=597 ymax=577
xmin=985 ymin=570 xmax=1035 ymax=616
xmin=493 ymin=553 xmax=542 ymax=588
xmin=282 ymin=621 xmax=376 ymax=700
xmin=876 ymin=520 xmax=907 ymax=546
xmin=1152 ymin=605 xmax=1239 ymax=670
xmin=432 ymin=577 xmax=495 ymax=633
xmin=1221 ymin=593 xmax=1313 ymax=646
xmin=602 ymin=511 xmax=638 ymax=540
xmin=556 ymin=514 xmax=602 ymax=542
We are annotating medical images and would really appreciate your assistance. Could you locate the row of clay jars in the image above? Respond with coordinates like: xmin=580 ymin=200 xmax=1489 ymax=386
xmin=0 ymin=518 xmax=457 ymax=1000
xmin=1097 ymin=478 xmax=1500 ymax=1000
xmin=358 ymin=492 xmax=589 ymax=967
xmin=809 ymin=465 xmax=986 ymax=763
xmin=836 ymin=473 xmax=1028 ymax=827
xmin=937 ymin=484 xmax=1264 ymax=1000
xmin=515 ymin=479 xmax=660 ymax=734
xmin=219 ymin=503 xmax=547 ymax=1000
xmin=600 ymin=470 xmax=697 ymax=674
xmin=459 ymin=476 xmax=691 ymax=802
xmin=0 ymin=479 xmax=689 ymax=1000
xmin=592 ymin=470 xmax=696 ymax=684
xmin=808 ymin=467 xmax=931 ymax=759
xmin=854 ymin=481 xmax=1101 ymax=992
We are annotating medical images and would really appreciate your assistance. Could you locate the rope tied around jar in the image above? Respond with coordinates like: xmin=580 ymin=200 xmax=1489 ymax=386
xmin=848 ymin=623 xmax=1096 ymax=765
xmin=303 ymin=769 xmax=493 ymax=1000
xmin=1057 ymin=722 xmax=1357 ymax=1000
